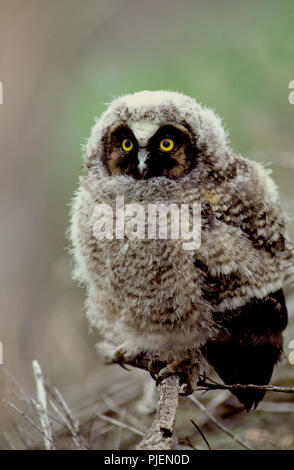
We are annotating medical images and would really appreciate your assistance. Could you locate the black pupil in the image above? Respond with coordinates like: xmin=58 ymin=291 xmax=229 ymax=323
xmin=124 ymin=140 xmax=131 ymax=148
xmin=163 ymin=140 xmax=170 ymax=148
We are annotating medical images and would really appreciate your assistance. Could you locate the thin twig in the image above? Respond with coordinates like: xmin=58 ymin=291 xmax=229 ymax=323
xmin=115 ymin=408 xmax=125 ymax=450
xmin=47 ymin=385 xmax=89 ymax=450
xmin=32 ymin=360 xmax=54 ymax=450
xmin=96 ymin=412 xmax=144 ymax=437
xmin=197 ymin=379 xmax=294 ymax=394
xmin=2 ymin=399 xmax=56 ymax=448
xmin=190 ymin=419 xmax=211 ymax=450
xmin=189 ymin=395 xmax=254 ymax=450
xmin=101 ymin=394 xmax=146 ymax=433
xmin=113 ymin=353 xmax=294 ymax=395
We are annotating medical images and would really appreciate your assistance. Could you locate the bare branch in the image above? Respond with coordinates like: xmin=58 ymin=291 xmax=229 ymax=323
xmin=197 ymin=378 xmax=294 ymax=394
xmin=104 ymin=354 xmax=294 ymax=450
xmin=136 ymin=375 xmax=180 ymax=450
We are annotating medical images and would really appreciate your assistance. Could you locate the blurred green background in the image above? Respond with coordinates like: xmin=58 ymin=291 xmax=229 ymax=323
xmin=0 ymin=0 xmax=294 ymax=449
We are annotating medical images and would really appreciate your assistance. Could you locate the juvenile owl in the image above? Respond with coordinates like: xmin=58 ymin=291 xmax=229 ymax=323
xmin=70 ymin=90 xmax=293 ymax=410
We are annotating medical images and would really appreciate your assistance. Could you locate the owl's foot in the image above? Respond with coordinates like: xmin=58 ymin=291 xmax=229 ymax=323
xmin=147 ymin=358 xmax=167 ymax=381
xmin=112 ymin=348 xmax=132 ymax=371
xmin=148 ymin=353 xmax=200 ymax=396
xmin=96 ymin=342 xmax=201 ymax=394
xmin=95 ymin=341 xmax=139 ymax=370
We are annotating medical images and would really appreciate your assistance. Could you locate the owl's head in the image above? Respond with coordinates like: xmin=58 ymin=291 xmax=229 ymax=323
xmin=85 ymin=91 xmax=230 ymax=180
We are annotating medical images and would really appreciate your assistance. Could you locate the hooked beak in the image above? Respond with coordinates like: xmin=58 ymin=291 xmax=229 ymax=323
xmin=137 ymin=149 xmax=148 ymax=178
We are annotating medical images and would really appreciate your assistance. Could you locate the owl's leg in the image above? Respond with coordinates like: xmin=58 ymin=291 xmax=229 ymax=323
xmin=95 ymin=341 xmax=117 ymax=363
xmin=152 ymin=350 xmax=202 ymax=395
xmin=96 ymin=341 xmax=202 ymax=393
xmin=95 ymin=341 xmax=143 ymax=370
xmin=147 ymin=358 xmax=167 ymax=380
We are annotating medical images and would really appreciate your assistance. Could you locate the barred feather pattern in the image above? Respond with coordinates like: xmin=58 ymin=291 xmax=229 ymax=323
xmin=70 ymin=90 xmax=293 ymax=380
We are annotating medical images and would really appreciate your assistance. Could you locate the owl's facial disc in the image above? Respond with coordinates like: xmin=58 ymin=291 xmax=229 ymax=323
xmin=105 ymin=121 xmax=195 ymax=180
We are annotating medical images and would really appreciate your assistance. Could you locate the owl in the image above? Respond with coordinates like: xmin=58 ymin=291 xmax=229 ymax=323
xmin=70 ymin=90 xmax=294 ymax=410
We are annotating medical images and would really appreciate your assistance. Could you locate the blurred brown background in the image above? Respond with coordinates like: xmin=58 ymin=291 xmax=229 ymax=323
xmin=0 ymin=0 xmax=294 ymax=449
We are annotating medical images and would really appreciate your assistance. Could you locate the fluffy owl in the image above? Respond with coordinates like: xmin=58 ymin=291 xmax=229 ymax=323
xmin=70 ymin=90 xmax=294 ymax=410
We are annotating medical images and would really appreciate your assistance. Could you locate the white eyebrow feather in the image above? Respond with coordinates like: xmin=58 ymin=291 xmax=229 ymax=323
xmin=127 ymin=120 xmax=159 ymax=147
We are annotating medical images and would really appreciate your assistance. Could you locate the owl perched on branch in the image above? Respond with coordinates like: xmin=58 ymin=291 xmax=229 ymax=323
xmin=70 ymin=90 xmax=293 ymax=410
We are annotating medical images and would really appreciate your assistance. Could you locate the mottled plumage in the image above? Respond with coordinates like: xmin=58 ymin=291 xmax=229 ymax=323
xmin=70 ymin=90 xmax=293 ymax=409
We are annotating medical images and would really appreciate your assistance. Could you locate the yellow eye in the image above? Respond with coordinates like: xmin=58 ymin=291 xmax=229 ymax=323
xmin=122 ymin=138 xmax=133 ymax=152
xmin=160 ymin=138 xmax=174 ymax=152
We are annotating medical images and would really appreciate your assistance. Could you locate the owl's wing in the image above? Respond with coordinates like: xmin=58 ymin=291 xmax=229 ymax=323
xmin=202 ymin=289 xmax=287 ymax=410
xmin=282 ymin=238 xmax=294 ymax=292
xmin=198 ymin=159 xmax=290 ymax=409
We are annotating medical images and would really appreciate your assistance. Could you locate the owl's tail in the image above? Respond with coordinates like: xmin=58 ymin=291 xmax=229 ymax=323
xmin=202 ymin=289 xmax=288 ymax=410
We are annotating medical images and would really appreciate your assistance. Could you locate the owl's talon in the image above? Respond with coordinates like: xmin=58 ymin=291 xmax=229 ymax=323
xmin=147 ymin=358 xmax=167 ymax=381
xmin=113 ymin=348 xmax=138 ymax=370
xmin=114 ymin=349 xmax=126 ymax=363
xmin=153 ymin=355 xmax=199 ymax=394
xmin=150 ymin=370 xmax=157 ymax=381
xmin=179 ymin=382 xmax=193 ymax=396
xmin=96 ymin=341 xmax=142 ymax=369
xmin=156 ymin=364 xmax=178 ymax=383
xmin=118 ymin=362 xmax=131 ymax=371
xmin=155 ymin=375 xmax=164 ymax=386
xmin=155 ymin=371 xmax=173 ymax=387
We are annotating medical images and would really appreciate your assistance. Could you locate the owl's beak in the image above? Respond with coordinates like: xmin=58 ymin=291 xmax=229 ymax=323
xmin=137 ymin=149 xmax=148 ymax=178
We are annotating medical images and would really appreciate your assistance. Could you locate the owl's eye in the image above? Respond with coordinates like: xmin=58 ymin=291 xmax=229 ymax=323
xmin=159 ymin=138 xmax=174 ymax=152
xmin=122 ymin=138 xmax=133 ymax=152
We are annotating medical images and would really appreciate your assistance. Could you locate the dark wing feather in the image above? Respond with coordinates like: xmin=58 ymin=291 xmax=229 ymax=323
xmin=202 ymin=289 xmax=288 ymax=410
